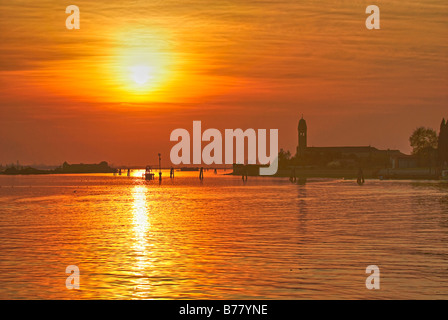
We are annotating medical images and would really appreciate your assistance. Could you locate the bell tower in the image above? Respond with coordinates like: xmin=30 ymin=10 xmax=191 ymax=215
xmin=297 ymin=115 xmax=307 ymax=157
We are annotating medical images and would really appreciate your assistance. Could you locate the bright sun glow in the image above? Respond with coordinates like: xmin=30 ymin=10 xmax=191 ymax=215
xmin=130 ymin=65 xmax=153 ymax=85
xmin=109 ymin=30 xmax=176 ymax=101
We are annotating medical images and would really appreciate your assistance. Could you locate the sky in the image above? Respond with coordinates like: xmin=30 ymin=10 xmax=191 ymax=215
xmin=0 ymin=0 xmax=447 ymax=166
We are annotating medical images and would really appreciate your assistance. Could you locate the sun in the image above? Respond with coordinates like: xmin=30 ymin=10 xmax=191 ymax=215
xmin=114 ymin=46 xmax=172 ymax=98
xmin=105 ymin=29 xmax=195 ymax=102
xmin=110 ymin=31 xmax=174 ymax=99
xmin=130 ymin=65 xmax=153 ymax=85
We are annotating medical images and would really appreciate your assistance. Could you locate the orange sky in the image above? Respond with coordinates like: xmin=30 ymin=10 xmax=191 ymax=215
xmin=0 ymin=0 xmax=447 ymax=166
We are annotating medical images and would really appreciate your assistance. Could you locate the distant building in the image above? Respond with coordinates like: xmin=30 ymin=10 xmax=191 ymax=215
xmin=296 ymin=115 xmax=307 ymax=157
xmin=232 ymin=164 xmax=266 ymax=176
xmin=438 ymin=118 xmax=448 ymax=166
xmin=296 ymin=116 xmax=404 ymax=163
xmin=391 ymin=155 xmax=418 ymax=169
xmin=55 ymin=161 xmax=115 ymax=173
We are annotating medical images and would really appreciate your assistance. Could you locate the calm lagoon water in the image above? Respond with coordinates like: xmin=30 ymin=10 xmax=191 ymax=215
xmin=0 ymin=171 xmax=447 ymax=299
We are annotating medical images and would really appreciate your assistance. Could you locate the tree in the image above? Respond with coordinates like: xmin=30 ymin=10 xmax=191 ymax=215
xmin=278 ymin=149 xmax=291 ymax=169
xmin=409 ymin=127 xmax=438 ymax=155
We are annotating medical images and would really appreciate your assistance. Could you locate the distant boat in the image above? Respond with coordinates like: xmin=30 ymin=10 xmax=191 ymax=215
xmin=180 ymin=167 xmax=199 ymax=172
xmin=143 ymin=166 xmax=155 ymax=180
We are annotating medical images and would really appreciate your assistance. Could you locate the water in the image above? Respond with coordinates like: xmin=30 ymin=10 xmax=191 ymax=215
xmin=0 ymin=171 xmax=447 ymax=299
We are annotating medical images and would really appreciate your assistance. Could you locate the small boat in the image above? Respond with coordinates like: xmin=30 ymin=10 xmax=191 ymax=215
xmin=143 ymin=166 xmax=155 ymax=180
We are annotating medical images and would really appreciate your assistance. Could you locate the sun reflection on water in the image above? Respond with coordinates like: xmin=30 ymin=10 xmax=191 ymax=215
xmin=131 ymin=184 xmax=153 ymax=297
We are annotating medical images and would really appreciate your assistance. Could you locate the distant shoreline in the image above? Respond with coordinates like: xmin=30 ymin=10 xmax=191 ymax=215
xmin=0 ymin=171 xmax=113 ymax=176
xmin=0 ymin=161 xmax=115 ymax=176
xmin=230 ymin=167 xmax=446 ymax=181
xmin=1 ymin=163 xmax=446 ymax=181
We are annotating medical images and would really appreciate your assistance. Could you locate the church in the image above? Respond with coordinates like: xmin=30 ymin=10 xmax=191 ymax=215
xmin=296 ymin=116 xmax=403 ymax=161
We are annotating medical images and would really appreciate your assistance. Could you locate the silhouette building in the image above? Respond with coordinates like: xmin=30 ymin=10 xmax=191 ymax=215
xmin=297 ymin=115 xmax=307 ymax=157
xmin=438 ymin=118 xmax=448 ymax=165
xmin=296 ymin=116 xmax=403 ymax=160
